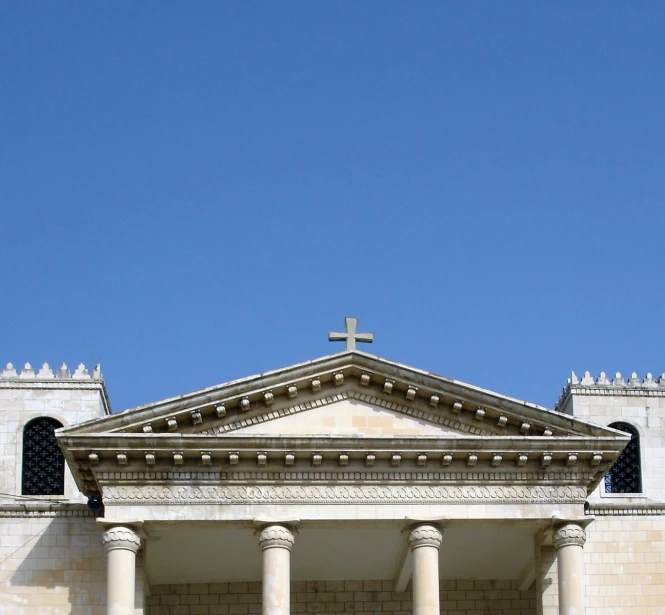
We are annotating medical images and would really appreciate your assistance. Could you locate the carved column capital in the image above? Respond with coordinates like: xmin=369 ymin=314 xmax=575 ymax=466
xmin=553 ymin=522 xmax=586 ymax=550
xmin=408 ymin=524 xmax=443 ymax=550
xmin=101 ymin=525 xmax=141 ymax=554
xmin=258 ymin=524 xmax=295 ymax=551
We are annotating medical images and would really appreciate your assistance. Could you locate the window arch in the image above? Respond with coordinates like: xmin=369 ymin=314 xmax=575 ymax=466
xmin=605 ymin=422 xmax=642 ymax=494
xmin=21 ymin=417 xmax=65 ymax=496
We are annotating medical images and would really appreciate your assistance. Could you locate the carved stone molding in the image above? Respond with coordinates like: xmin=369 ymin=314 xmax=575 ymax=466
xmin=201 ymin=389 xmax=491 ymax=438
xmin=552 ymin=522 xmax=586 ymax=550
xmin=97 ymin=469 xmax=594 ymax=483
xmin=258 ymin=524 xmax=295 ymax=551
xmin=408 ymin=524 xmax=443 ymax=549
xmin=101 ymin=525 xmax=141 ymax=553
xmin=102 ymin=484 xmax=587 ymax=505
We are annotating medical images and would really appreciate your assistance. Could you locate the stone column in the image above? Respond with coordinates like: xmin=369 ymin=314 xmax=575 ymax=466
xmin=259 ymin=524 xmax=295 ymax=615
xmin=408 ymin=524 xmax=443 ymax=615
xmin=102 ymin=525 xmax=141 ymax=615
xmin=552 ymin=522 xmax=587 ymax=615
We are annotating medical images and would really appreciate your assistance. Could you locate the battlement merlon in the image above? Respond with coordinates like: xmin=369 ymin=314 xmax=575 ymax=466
xmin=0 ymin=362 xmax=112 ymax=415
xmin=555 ymin=370 xmax=665 ymax=414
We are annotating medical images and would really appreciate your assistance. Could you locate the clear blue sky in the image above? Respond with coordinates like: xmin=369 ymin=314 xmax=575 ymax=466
xmin=1 ymin=3 xmax=663 ymax=412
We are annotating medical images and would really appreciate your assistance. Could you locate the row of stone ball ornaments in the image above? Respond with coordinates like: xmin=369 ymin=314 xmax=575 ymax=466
xmin=93 ymin=448 xmax=604 ymax=469
xmin=0 ymin=362 xmax=102 ymax=379
xmin=570 ymin=371 xmax=665 ymax=387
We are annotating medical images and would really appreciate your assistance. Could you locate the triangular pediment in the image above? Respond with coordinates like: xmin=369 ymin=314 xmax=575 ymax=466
xmin=57 ymin=351 xmax=631 ymax=501
xmin=228 ymin=397 xmax=467 ymax=437
xmin=62 ymin=351 xmax=620 ymax=440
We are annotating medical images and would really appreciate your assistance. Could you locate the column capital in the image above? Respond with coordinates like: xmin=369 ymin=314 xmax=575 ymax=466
xmin=408 ymin=524 xmax=443 ymax=550
xmin=258 ymin=524 xmax=295 ymax=551
xmin=101 ymin=525 xmax=141 ymax=554
xmin=552 ymin=521 xmax=586 ymax=550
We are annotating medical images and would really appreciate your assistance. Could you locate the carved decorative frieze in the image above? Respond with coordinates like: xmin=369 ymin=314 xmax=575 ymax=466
xmin=552 ymin=522 xmax=586 ymax=550
xmin=102 ymin=484 xmax=587 ymax=505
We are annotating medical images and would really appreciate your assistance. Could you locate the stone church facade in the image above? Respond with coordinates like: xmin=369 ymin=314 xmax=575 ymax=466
xmin=1 ymin=341 xmax=664 ymax=614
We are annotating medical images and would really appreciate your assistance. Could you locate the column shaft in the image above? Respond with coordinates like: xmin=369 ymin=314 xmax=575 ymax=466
xmin=102 ymin=526 xmax=141 ymax=615
xmin=408 ymin=524 xmax=443 ymax=615
xmin=259 ymin=525 xmax=295 ymax=615
xmin=553 ymin=522 xmax=586 ymax=615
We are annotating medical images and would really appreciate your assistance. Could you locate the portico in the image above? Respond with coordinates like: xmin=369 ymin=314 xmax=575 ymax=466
xmin=57 ymin=350 xmax=629 ymax=615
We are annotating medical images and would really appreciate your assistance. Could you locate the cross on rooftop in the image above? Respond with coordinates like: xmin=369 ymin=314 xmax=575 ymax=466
xmin=328 ymin=317 xmax=374 ymax=351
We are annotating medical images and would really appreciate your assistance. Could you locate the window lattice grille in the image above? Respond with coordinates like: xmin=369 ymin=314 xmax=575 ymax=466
xmin=21 ymin=417 xmax=65 ymax=496
xmin=605 ymin=422 xmax=642 ymax=494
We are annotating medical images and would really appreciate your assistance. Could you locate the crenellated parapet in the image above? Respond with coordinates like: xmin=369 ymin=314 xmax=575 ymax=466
xmin=1 ymin=362 xmax=103 ymax=380
xmin=556 ymin=370 xmax=665 ymax=411
xmin=0 ymin=360 xmax=111 ymax=418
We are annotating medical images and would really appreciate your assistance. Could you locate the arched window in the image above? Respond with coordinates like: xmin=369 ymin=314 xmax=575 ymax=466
xmin=21 ymin=417 xmax=65 ymax=496
xmin=605 ymin=422 xmax=642 ymax=494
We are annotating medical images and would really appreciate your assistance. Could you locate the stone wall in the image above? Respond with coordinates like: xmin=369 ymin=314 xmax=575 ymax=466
xmin=0 ymin=512 xmax=143 ymax=615
xmin=146 ymin=580 xmax=536 ymax=615
xmin=583 ymin=515 xmax=665 ymax=614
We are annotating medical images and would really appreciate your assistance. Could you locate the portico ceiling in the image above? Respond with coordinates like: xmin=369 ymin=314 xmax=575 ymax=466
xmin=145 ymin=521 xmax=537 ymax=585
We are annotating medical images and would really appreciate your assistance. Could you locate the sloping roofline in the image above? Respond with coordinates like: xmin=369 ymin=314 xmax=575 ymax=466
xmin=60 ymin=350 xmax=621 ymax=439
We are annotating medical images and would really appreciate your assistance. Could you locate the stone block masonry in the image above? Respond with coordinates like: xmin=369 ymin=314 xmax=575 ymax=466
xmin=0 ymin=513 xmax=144 ymax=615
xmin=146 ymin=580 xmax=536 ymax=615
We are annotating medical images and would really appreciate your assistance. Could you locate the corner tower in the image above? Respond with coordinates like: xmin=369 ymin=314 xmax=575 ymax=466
xmin=0 ymin=361 xmax=111 ymax=504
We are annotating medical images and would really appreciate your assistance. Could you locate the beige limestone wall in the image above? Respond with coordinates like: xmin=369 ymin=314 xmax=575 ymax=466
xmin=0 ymin=512 xmax=143 ymax=615
xmin=146 ymin=580 xmax=536 ymax=615
xmin=583 ymin=515 xmax=665 ymax=614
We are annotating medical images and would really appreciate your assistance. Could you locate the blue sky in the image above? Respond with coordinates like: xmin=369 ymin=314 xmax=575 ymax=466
xmin=1 ymin=3 xmax=663 ymax=412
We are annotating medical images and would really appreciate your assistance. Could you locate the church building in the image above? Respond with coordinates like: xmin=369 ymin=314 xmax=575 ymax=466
xmin=1 ymin=319 xmax=663 ymax=615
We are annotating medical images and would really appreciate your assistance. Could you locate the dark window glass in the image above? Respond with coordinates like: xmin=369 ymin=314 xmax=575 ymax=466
xmin=605 ymin=422 xmax=642 ymax=494
xmin=21 ymin=417 xmax=65 ymax=496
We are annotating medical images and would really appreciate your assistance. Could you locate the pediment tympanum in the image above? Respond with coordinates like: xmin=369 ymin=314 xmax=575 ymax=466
xmin=231 ymin=398 xmax=464 ymax=437
xmin=57 ymin=351 xmax=630 ymax=503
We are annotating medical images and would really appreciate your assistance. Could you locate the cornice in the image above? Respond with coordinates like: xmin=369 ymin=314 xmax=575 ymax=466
xmin=586 ymin=501 xmax=665 ymax=516
xmin=61 ymin=352 xmax=618 ymax=440
xmin=61 ymin=431 xmax=625 ymax=500
xmin=0 ymin=503 xmax=92 ymax=518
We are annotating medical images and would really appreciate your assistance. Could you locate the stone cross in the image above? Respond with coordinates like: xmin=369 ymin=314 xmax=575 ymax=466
xmin=328 ymin=317 xmax=374 ymax=351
